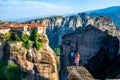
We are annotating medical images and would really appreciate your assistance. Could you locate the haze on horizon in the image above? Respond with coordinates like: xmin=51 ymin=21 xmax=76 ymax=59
xmin=0 ymin=0 xmax=120 ymax=21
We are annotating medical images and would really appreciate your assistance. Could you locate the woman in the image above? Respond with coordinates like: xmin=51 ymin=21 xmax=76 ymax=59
xmin=74 ymin=50 xmax=80 ymax=69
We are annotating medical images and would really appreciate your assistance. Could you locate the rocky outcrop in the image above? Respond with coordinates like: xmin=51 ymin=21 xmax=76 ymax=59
xmin=60 ymin=66 xmax=94 ymax=80
xmin=24 ymin=13 xmax=120 ymax=47
xmin=24 ymin=14 xmax=86 ymax=46
xmin=87 ymin=16 xmax=117 ymax=36
xmin=7 ymin=34 xmax=58 ymax=80
xmin=61 ymin=25 xmax=108 ymax=66
xmin=60 ymin=25 xmax=119 ymax=79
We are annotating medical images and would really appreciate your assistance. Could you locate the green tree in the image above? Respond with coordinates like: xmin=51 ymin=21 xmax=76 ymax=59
xmin=34 ymin=40 xmax=43 ymax=50
xmin=22 ymin=40 xmax=31 ymax=49
xmin=4 ymin=33 xmax=21 ymax=41
xmin=21 ymin=34 xmax=29 ymax=42
xmin=30 ymin=29 xmax=43 ymax=50
xmin=30 ymin=29 xmax=38 ymax=41
xmin=21 ymin=34 xmax=31 ymax=49
xmin=10 ymin=33 xmax=20 ymax=41
xmin=3 ymin=33 xmax=11 ymax=41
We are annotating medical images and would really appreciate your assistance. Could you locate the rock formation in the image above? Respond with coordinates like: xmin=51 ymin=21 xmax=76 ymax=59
xmin=24 ymin=13 xmax=120 ymax=47
xmin=5 ymin=34 xmax=59 ymax=80
xmin=24 ymin=14 xmax=86 ymax=46
xmin=60 ymin=25 xmax=119 ymax=79
xmin=60 ymin=66 xmax=94 ymax=80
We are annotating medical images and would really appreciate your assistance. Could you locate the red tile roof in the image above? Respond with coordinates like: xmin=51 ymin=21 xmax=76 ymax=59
xmin=0 ymin=23 xmax=10 ymax=29
xmin=0 ymin=23 xmax=46 ymax=28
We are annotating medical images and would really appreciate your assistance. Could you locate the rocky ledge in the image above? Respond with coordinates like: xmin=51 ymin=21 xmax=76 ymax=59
xmin=60 ymin=66 xmax=94 ymax=80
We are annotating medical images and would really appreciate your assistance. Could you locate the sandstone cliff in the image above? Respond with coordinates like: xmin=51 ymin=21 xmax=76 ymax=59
xmin=4 ymin=34 xmax=59 ymax=80
xmin=60 ymin=25 xmax=119 ymax=79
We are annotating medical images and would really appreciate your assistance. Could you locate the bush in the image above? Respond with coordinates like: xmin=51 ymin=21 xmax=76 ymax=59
xmin=34 ymin=40 xmax=43 ymax=50
xmin=53 ymin=48 xmax=60 ymax=56
xmin=21 ymin=34 xmax=29 ymax=42
xmin=10 ymin=33 xmax=20 ymax=41
xmin=4 ymin=33 xmax=21 ymax=41
xmin=30 ymin=29 xmax=44 ymax=50
xmin=57 ymin=62 xmax=61 ymax=71
xmin=30 ymin=29 xmax=38 ymax=41
xmin=3 ymin=32 xmax=11 ymax=41
xmin=22 ymin=40 xmax=31 ymax=49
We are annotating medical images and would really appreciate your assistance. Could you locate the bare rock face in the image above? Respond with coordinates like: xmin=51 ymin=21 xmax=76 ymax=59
xmin=61 ymin=25 xmax=108 ymax=66
xmin=60 ymin=25 xmax=119 ymax=79
xmin=61 ymin=66 xmax=94 ymax=80
xmin=9 ymin=34 xmax=59 ymax=80
xmin=87 ymin=16 xmax=116 ymax=35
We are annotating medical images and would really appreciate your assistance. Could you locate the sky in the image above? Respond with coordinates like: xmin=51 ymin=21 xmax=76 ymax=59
xmin=0 ymin=0 xmax=120 ymax=21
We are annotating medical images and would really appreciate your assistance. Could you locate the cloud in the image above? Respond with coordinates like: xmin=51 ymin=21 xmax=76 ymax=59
xmin=0 ymin=0 xmax=76 ymax=20
xmin=0 ymin=1 xmax=73 ymax=13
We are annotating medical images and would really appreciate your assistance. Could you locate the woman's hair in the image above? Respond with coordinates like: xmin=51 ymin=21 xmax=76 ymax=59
xmin=76 ymin=52 xmax=79 ymax=57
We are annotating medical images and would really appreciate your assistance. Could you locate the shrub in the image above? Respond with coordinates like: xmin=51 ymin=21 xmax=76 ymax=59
xmin=3 ymin=32 xmax=11 ymax=41
xmin=30 ymin=29 xmax=38 ymax=41
xmin=21 ymin=34 xmax=29 ymax=42
xmin=57 ymin=62 xmax=61 ymax=71
xmin=30 ymin=29 xmax=44 ymax=50
xmin=22 ymin=40 xmax=31 ymax=49
xmin=34 ymin=40 xmax=43 ymax=50
xmin=53 ymin=48 xmax=60 ymax=56
xmin=4 ymin=33 xmax=20 ymax=41
xmin=10 ymin=33 xmax=20 ymax=41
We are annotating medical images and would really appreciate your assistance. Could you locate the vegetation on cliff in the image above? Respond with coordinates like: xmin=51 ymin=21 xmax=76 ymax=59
xmin=53 ymin=47 xmax=60 ymax=56
xmin=21 ymin=34 xmax=31 ymax=49
xmin=3 ymin=29 xmax=44 ymax=50
xmin=0 ymin=43 xmax=27 ymax=80
xmin=30 ymin=29 xmax=43 ymax=50
xmin=3 ymin=33 xmax=20 ymax=41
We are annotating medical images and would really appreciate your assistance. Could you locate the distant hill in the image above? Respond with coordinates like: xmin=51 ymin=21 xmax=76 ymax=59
xmin=88 ymin=6 xmax=120 ymax=27
xmin=2 ymin=6 xmax=120 ymax=27
xmin=3 ymin=14 xmax=73 ymax=23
